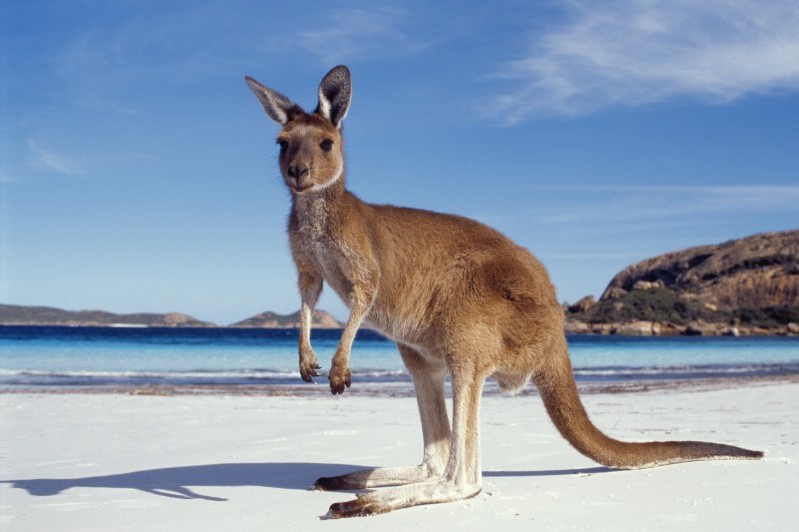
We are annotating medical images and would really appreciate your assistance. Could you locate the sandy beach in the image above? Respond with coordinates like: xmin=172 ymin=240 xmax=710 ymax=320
xmin=2 ymin=379 xmax=797 ymax=531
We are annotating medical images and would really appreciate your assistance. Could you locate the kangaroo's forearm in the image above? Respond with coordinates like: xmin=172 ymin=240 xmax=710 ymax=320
xmin=298 ymin=271 xmax=323 ymax=382
xmin=328 ymin=270 xmax=379 ymax=394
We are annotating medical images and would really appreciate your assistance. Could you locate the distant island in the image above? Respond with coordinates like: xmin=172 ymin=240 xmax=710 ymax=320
xmin=2 ymin=230 xmax=796 ymax=335
xmin=230 ymin=310 xmax=343 ymax=329
xmin=0 ymin=305 xmax=342 ymax=329
xmin=0 ymin=304 xmax=216 ymax=328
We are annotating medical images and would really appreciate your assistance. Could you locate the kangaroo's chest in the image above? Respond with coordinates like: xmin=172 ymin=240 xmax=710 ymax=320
xmin=292 ymin=218 xmax=354 ymax=300
xmin=307 ymin=236 xmax=345 ymax=279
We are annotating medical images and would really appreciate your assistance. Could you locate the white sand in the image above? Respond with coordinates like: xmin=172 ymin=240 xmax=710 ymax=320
xmin=2 ymin=382 xmax=797 ymax=531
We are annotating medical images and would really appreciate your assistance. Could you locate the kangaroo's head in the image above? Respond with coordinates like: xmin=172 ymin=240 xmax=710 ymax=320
xmin=245 ymin=66 xmax=352 ymax=195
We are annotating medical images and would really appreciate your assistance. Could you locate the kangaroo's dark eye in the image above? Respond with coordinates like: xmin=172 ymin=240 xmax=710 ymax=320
xmin=320 ymin=138 xmax=334 ymax=152
xmin=277 ymin=139 xmax=288 ymax=151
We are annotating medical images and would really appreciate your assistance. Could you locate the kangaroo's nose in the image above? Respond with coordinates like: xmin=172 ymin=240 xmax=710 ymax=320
xmin=287 ymin=163 xmax=309 ymax=181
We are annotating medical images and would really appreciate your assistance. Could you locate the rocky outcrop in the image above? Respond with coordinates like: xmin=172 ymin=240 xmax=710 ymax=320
xmin=566 ymin=230 xmax=799 ymax=336
xmin=567 ymin=295 xmax=596 ymax=314
xmin=230 ymin=310 xmax=343 ymax=329
xmin=599 ymin=230 xmax=799 ymax=310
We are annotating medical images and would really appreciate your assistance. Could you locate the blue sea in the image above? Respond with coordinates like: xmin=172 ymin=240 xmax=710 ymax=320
xmin=1 ymin=326 xmax=799 ymax=391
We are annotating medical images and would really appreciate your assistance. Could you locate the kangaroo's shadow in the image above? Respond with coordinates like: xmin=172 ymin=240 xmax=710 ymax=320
xmin=1 ymin=462 xmax=364 ymax=502
xmin=2 ymin=464 xmax=615 ymax=502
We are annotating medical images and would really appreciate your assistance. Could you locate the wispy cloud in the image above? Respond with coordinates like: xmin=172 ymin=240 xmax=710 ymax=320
xmin=484 ymin=1 xmax=799 ymax=121
xmin=477 ymin=184 xmax=799 ymax=230
xmin=298 ymin=7 xmax=421 ymax=64
xmin=535 ymin=184 xmax=799 ymax=224
xmin=27 ymin=139 xmax=81 ymax=175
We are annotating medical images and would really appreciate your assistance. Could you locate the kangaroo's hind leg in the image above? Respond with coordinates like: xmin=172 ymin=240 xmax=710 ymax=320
xmin=314 ymin=344 xmax=451 ymax=491
xmin=325 ymin=350 xmax=486 ymax=518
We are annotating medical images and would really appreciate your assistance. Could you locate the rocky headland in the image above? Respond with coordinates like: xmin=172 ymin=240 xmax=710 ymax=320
xmin=565 ymin=230 xmax=799 ymax=336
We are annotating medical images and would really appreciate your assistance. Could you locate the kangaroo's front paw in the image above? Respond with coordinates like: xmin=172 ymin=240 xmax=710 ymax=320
xmin=328 ymin=363 xmax=352 ymax=395
xmin=299 ymin=348 xmax=321 ymax=383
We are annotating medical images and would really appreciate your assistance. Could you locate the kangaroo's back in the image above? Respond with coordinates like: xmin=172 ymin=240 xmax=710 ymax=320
xmin=340 ymin=199 xmax=559 ymax=343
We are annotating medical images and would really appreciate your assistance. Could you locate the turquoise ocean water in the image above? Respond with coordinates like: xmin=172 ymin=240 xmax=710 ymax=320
xmin=1 ymin=326 xmax=798 ymax=389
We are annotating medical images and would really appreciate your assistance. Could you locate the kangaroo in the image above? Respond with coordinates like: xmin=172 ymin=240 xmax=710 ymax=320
xmin=244 ymin=66 xmax=763 ymax=519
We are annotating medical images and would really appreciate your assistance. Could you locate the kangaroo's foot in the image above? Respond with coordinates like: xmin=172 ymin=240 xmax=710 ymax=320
xmin=313 ymin=463 xmax=441 ymax=491
xmin=323 ymin=479 xmax=482 ymax=519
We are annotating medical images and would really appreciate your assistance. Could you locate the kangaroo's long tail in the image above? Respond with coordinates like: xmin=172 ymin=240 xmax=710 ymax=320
xmin=532 ymin=335 xmax=763 ymax=469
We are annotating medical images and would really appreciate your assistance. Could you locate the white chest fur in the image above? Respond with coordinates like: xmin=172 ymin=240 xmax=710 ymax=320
xmin=292 ymin=196 xmax=351 ymax=301
xmin=294 ymin=195 xmax=332 ymax=243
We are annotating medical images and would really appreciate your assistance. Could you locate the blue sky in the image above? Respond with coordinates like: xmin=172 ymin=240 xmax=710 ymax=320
xmin=2 ymin=0 xmax=798 ymax=325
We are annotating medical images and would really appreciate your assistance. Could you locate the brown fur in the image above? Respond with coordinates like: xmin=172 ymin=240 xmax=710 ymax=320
xmin=245 ymin=66 xmax=763 ymax=519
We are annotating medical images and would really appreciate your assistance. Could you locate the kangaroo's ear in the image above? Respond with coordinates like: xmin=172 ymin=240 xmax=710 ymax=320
xmin=315 ymin=65 xmax=351 ymax=128
xmin=245 ymin=76 xmax=304 ymax=125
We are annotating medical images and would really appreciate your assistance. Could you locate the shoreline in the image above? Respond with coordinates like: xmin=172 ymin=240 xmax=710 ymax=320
xmin=2 ymin=322 xmax=798 ymax=336
xmin=3 ymin=373 xmax=798 ymax=397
